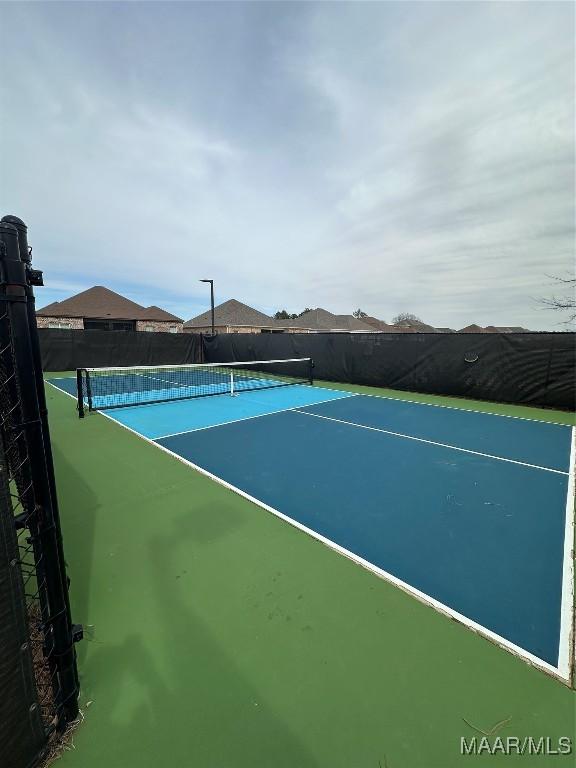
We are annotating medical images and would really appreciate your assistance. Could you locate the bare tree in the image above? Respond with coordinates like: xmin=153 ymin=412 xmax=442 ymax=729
xmin=392 ymin=312 xmax=422 ymax=325
xmin=541 ymin=276 xmax=576 ymax=324
xmin=352 ymin=308 xmax=368 ymax=318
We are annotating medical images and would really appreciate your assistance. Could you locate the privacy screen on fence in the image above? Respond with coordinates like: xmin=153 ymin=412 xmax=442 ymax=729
xmin=39 ymin=328 xmax=203 ymax=371
xmin=202 ymin=332 xmax=576 ymax=411
xmin=38 ymin=328 xmax=575 ymax=411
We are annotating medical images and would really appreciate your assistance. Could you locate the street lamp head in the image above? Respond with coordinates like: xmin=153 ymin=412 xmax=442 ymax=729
xmin=200 ymin=278 xmax=213 ymax=283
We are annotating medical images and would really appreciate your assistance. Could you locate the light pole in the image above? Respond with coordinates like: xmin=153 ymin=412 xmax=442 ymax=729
xmin=200 ymin=279 xmax=215 ymax=336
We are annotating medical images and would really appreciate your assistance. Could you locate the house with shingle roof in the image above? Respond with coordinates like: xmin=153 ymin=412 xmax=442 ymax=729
xmin=459 ymin=324 xmax=489 ymax=333
xmin=36 ymin=286 xmax=183 ymax=332
xmin=361 ymin=316 xmax=422 ymax=333
xmin=274 ymin=308 xmax=377 ymax=332
xmin=392 ymin=318 xmax=438 ymax=332
xmin=363 ymin=316 xmax=457 ymax=333
xmin=184 ymin=302 xmax=380 ymax=334
xmin=184 ymin=299 xmax=281 ymax=334
xmin=484 ymin=325 xmax=531 ymax=333
xmin=459 ymin=324 xmax=531 ymax=333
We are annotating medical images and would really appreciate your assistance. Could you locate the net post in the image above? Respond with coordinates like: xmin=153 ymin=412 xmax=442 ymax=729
xmin=308 ymin=358 xmax=314 ymax=385
xmin=76 ymin=369 xmax=85 ymax=418
xmin=85 ymin=370 xmax=93 ymax=411
xmin=230 ymin=370 xmax=235 ymax=397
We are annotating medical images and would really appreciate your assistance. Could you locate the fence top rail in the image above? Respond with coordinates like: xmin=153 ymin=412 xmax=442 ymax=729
xmin=79 ymin=358 xmax=312 ymax=374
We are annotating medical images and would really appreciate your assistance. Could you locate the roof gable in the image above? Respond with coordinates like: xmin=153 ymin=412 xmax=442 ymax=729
xmin=361 ymin=317 xmax=414 ymax=332
xmin=274 ymin=308 xmax=336 ymax=329
xmin=393 ymin=319 xmax=437 ymax=332
xmin=138 ymin=305 xmax=183 ymax=322
xmin=184 ymin=299 xmax=273 ymax=327
xmin=36 ymin=286 xmax=182 ymax=322
xmin=459 ymin=324 xmax=488 ymax=333
xmin=485 ymin=325 xmax=530 ymax=333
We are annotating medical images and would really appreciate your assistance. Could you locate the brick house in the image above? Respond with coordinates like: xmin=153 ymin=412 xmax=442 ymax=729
xmin=36 ymin=286 xmax=183 ymax=332
xmin=184 ymin=299 xmax=285 ymax=334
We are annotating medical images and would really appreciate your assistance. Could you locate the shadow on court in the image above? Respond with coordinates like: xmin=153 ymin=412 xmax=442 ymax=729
xmin=71 ymin=511 xmax=318 ymax=768
xmin=52 ymin=446 xmax=99 ymax=668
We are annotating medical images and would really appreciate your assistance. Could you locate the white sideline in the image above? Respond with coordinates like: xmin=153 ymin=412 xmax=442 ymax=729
xmin=293 ymin=409 xmax=570 ymax=475
xmin=313 ymin=384 xmax=573 ymax=426
xmin=557 ymin=426 xmax=576 ymax=681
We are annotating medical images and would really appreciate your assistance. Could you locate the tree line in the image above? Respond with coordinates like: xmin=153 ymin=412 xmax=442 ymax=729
xmin=273 ymin=308 xmax=313 ymax=320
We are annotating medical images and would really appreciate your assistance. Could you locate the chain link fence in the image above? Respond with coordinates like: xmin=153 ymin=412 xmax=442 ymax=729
xmin=0 ymin=215 xmax=82 ymax=768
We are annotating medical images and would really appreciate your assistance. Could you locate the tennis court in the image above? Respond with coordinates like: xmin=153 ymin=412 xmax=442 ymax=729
xmin=49 ymin=359 xmax=575 ymax=683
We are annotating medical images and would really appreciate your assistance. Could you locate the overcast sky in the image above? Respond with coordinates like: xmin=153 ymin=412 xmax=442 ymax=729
xmin=1 ymin=1 xmax=574 ymax=329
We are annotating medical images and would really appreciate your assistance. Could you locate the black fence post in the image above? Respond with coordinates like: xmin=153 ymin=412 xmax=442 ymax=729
xmin=76 ymin=369 xmax=85 ymax=418
xmin=0 ymin=216 xmax=81 ymax=728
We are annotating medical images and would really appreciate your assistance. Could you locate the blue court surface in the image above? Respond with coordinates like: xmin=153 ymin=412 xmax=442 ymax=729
xmin=49 ymin=377 xmax=575 ymax=681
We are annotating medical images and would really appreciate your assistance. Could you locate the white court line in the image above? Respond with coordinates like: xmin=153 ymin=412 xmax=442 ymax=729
xmin=45 ymin=379 xmax=573 ymax=683
xmin=313 ymin=383 xmax=574 ymax=426
xmin=131 ymin=372 xmax=281 ymax=394
xmin=83 ymin=357 xmax=311 ymax=372
xmin=45 ymin=380 xmax=77 ymax=398
xmin=293 ymin=409 xmax=570 ymax=475
xmin=136 ymin=372 xmax=195 ymax=390
xmin=557 ymin=426 xmax=576 ymax=683
xmin=154 ymin=392 xmax=358 ymax=440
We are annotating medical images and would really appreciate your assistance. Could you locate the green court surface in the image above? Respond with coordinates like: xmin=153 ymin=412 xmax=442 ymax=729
xmin=46 ymin=377 xmax=575 ymax=768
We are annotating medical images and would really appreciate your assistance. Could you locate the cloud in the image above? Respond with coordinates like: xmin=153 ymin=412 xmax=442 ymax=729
xmin=1 ymin=1 xmax=573 ymax=329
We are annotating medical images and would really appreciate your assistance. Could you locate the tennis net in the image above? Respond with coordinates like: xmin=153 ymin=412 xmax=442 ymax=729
xmin=76 ymin=357 xmax=314 ymax=416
